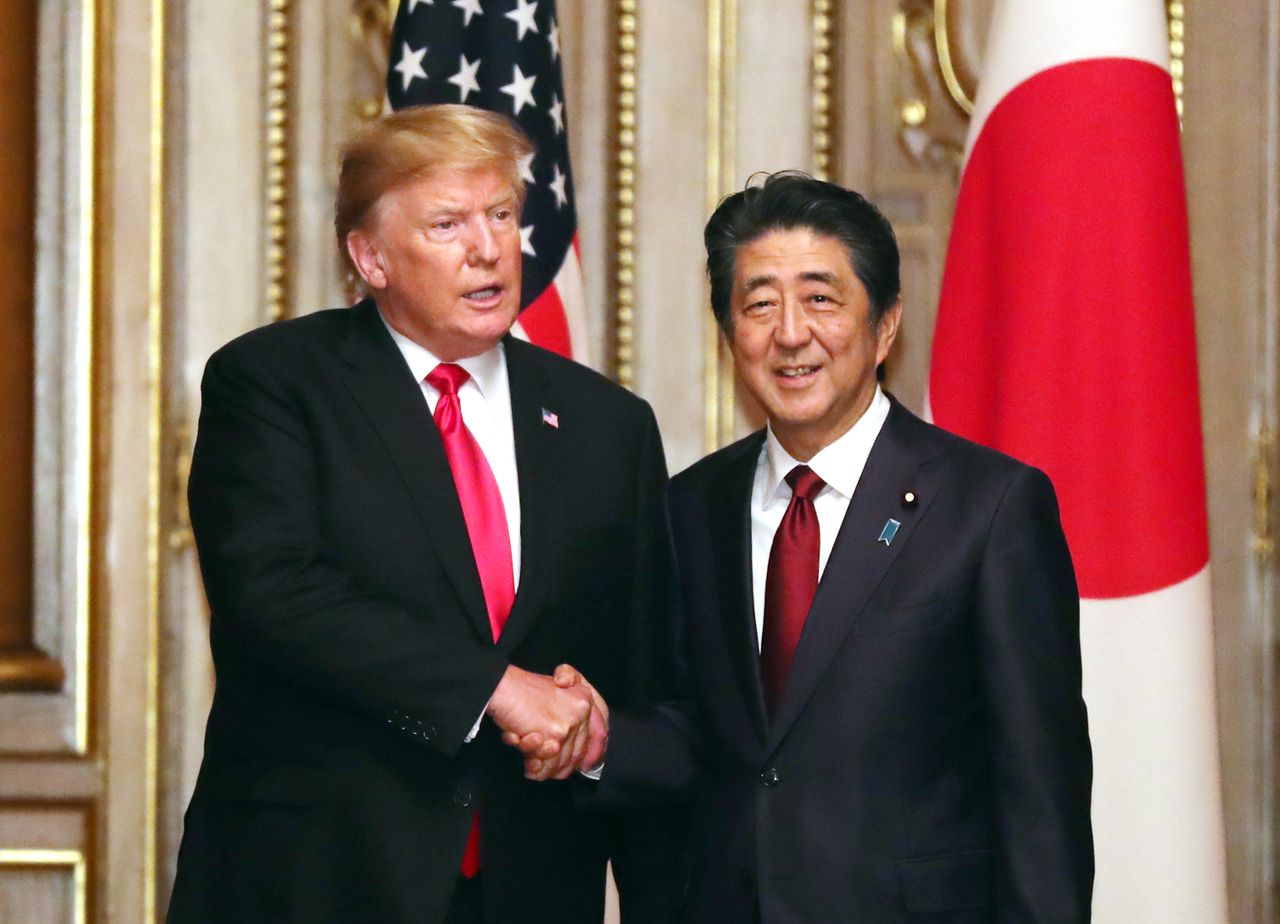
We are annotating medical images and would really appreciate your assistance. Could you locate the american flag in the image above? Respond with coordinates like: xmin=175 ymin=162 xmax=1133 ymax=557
xmin=387 ymin=0 xmax=587 ymax=362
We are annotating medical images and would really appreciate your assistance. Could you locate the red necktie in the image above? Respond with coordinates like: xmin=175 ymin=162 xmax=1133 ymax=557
xmin=426 ymin=363 xmax=514 ymax=879
xmin=761 ymin=465 xmax=825 ymax=717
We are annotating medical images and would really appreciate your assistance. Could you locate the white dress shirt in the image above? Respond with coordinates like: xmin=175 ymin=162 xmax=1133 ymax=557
xmin=381 ymin=316 xmax=522 ymax=588
xmin=749 ymin=387 xmax=891 ymax=645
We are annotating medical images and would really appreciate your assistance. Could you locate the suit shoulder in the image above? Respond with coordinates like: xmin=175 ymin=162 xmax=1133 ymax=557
xmin=507 ymin=337 xmax=652 ymax=418
xmin=671 ymin=431 xmax=762 ymax=496
xmin=208 ymin=307 xmax=351 ymax=371
xmin=899 ymin=407 xmax=1054 ymax=494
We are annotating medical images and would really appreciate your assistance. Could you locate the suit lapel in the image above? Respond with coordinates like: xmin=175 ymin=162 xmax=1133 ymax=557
xmin=335 ymin=301 xmax=491 ymax=641
xmin=494 ymin=337 xmax=565 ymax=652
xmin=767 ymin=400 xmax=944 ymax=749
xmin=706 ymin=433 xmax=770 ymax=744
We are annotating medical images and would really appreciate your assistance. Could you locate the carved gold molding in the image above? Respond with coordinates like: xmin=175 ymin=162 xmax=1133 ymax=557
xmin=351 ymin=0 xmax=396 ymax=122
xmin=1257 ymin=427 xmax=1275 ymax=561
xmin=892 ymin=1 xmax=965 ymax=172
xmin=705 ymin=0 xmax=737 ymax=451
xmin=265 ymin=0 xmax=292 ymax=320
xmin=613 ymin=0 xmax=638 ymax=388
xmin=933 ymin=0 xmax=974 ymax=115
xmin=895 ymin=2 xmax=1188 ymax=169
xmin=0 ymin=849 xmax=88 ymax=924
xmin=811 ymin=0 xmax=834 ymax=180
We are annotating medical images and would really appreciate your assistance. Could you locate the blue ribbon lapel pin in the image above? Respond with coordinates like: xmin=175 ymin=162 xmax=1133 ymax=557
xmin=877 ymin=518 xmax=901 ymax=546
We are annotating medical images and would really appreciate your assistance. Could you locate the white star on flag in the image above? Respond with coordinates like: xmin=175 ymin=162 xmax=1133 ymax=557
xmin=451 ymin=0 xmax=483 ymax=26
xmin=447 ymin=54 xmax=482 ymax=102
xmin=393 ymin=43 xmax=429 ymax=91
xmin=547 ymin=18 xmax=560 ymax=60
xmin=520 ymin=224 xmax=537 ymax=256
xmin=548 ymin=95 xmax=565 ymax=134
xmin=500 ymin=64 xmax=537 ymax=115
xmin=505 ymin=0 xmax=540 ymax=41
xmin=407 ymin=0 xmax=433 ymax=11
xmin=517 ymin=152 xmax=536 ymax=185
xmin=548 ymin=164 xmax=568 ymax=210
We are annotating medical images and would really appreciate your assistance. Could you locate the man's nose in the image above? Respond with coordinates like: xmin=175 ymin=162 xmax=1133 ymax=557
xmin=774 ymin=302 xmax=811 ymax=348
xmin=466 ymin=218 xmax=501 ymax=265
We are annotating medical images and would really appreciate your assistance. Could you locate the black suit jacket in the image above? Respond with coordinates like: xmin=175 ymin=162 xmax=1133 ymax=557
xmin=601 ymin=398 xmax=1093 ymax=923
xmin=168 ymin=301 xmax=683 ymax=924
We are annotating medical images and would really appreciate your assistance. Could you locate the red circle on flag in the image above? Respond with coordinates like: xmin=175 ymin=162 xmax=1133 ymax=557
xmin=930 ymin=58 xmax=1209 ymax=598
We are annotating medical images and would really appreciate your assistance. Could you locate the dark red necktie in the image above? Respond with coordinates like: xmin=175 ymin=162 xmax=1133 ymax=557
xmin=761 ymin=465 xmax=825 ymax=717
xmin=426 ymin=363 xmax=514 ymax=878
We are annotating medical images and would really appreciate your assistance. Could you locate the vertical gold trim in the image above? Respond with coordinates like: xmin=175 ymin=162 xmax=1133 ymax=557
xmin=705 ymin=0 xmax=737 ymax=451
xmin=810 ymin=0 xmax=834 ymax=180
xmin=613 ymin=0 xmax=638 ymax=388
xmin=75 ymin=0 xmax=100 ymax=760
xmin=145 ymin=0 xmax=165 ymax=916
xmin=934 ymin=0 xmax=974 ymax=115
xmin=1167 ymin=1 xmax=1185 ymax=122
xmin=1258 ymin=428 xmax=1275 ymax=561
xmin=265 ymin=0 xmax=291 ymax=320
xmin=0 ymin=849 xmax=88 ymax=924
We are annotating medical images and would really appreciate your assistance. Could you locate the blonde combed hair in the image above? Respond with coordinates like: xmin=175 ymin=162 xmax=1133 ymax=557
xmin=335 ymin=104 xmax=535 ymax=247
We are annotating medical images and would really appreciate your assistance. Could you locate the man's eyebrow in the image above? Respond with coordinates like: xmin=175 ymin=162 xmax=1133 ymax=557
xmin=741 ymin=274 xmax=779 ymax=292
xmin=741 ymin=270 xmax=839 ymax=291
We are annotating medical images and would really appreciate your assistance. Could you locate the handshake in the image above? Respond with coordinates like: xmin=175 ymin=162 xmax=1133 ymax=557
xmin=487 ymin=664 xmax=609 ymax=782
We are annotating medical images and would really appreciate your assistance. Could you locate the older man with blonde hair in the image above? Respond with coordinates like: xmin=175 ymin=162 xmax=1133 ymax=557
xmin=167 ymin=104 xmax=683 ymax=924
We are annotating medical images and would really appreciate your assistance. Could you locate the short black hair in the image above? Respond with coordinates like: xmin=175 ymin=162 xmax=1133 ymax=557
xmin=704 ymin=171 xmax=900 ymax=334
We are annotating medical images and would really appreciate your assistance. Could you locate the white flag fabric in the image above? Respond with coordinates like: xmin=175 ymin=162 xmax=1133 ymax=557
xmin=928 ymin=1 xmax=1229 ymax=919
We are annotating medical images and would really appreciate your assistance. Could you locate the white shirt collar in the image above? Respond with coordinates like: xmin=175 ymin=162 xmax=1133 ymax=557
xmin=379 ymin=310 xmax=506 ymax=399
xmin=762 ymin=386 xmax=891 ymax=504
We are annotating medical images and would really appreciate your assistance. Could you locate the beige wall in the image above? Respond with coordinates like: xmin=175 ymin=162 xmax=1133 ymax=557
xmin=0 ymin=2 xmax=1275 ymax=921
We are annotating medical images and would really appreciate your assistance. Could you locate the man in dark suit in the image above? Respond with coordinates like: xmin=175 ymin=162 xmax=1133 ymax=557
xmin=564 ymin=172 xmax=1093 ymax=921
xmin=167 ymin=105 xmax=681 ymax=924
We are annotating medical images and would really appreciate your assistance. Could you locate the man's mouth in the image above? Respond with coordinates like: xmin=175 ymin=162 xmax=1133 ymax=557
xmin=463 ymin=285 xmax=503 ymax=303
xmin=776 ymin=365 xmax=820 ymax=379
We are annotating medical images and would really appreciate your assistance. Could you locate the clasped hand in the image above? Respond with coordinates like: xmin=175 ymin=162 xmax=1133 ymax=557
xmin=487 ymin=664 xmax=608 ymax=781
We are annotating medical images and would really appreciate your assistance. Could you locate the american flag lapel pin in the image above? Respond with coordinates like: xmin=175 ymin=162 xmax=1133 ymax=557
xmin=541 ymin=408 xmax=560 ymax=429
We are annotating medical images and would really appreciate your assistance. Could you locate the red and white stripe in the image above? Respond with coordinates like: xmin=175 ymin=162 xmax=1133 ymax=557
xmin=928 ymin=1 xmax=1228 ymax=919
xmin=510 ymin=235 xmax=588 ymax=361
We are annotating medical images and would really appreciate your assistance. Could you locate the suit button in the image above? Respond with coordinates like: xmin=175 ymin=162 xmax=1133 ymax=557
xmin=453 ymin=789 xmax=473 ymax=808
xmin=760 ymin=767 xmax=780 ymax=788
xmin=423 ymin=725 xmax=437 ymax=741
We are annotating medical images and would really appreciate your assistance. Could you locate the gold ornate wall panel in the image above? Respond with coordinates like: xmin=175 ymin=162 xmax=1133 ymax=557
xmin=0 ymin=850 xmax=88 ymax=924
xmin=0 ymin=0 xmax=101 ymax=758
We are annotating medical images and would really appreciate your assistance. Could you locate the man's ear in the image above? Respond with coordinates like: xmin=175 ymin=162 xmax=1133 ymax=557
xmin=876 ymin=298 xmax=903 ymax=365
xmin=346 ymin=229 xmax=387 ymax=291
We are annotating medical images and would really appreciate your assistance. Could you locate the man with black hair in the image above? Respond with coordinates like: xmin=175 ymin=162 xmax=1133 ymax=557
xmin=576 ymin=172 xmax=1094 ymax=922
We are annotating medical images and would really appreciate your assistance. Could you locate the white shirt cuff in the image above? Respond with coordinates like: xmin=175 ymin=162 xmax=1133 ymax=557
xmin=464 ymin=700 xmax=489 ymax=743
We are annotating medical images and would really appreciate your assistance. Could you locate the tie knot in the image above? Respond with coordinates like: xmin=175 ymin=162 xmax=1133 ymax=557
xmin=426 ymin=363 xmax=470 ymax=396
xmin=785 ymin=465 xmax=825 ymax=501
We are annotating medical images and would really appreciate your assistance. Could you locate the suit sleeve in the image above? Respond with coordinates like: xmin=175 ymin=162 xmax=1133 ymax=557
xmin=976 ymin=465 xmax=1094 ymax=922
xmin=586 ymin=411 xmax=701 ymax=808
xmin=598 ymin=405 xmax=697 ymax=922
xmin=188 ymin=345 xmax=508 ymax=757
